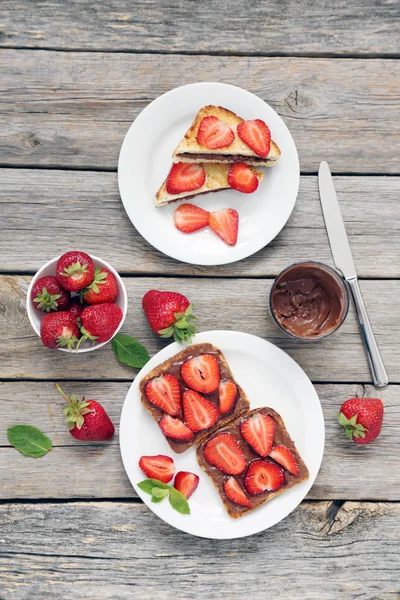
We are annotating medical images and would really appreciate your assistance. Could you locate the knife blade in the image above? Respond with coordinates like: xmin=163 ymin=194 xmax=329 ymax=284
xmin=318 ymin=161 xmax=388 ymax=387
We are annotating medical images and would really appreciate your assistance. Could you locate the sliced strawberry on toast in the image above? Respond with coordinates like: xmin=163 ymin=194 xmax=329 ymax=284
xmin=209 ymin=208 xmax=239 ymax=246
xmin=174 ymin=203 xmax=210 ymax=233
xmin=218 ymin=381 xmax=237 ymax=414
xmin=228 ymin=162 xmax=259 ymax=194
xmin=270 ymin=445 xmax=299 ymax=476
xmin=197 ymin=116 xmax=235 ymax=149
xmin=159 ymin=415 xmax=194 ymax=441
xmin=166 ymin=162 xmax=206 ymax=195
xmin=244 ymin=459 xmax=284 ymax=494
xmin=183 ymin=390 xmax=219 ymax=432
xmin=174 ymin=471 xmax=200 ymax=499
xmin=204 ymin=432 xmax=246 ymax=475
xmin=181 ymin=353 xmax=220 ymax=394
xmin=145 ymin=374 xmax=181 ymax=416
xmin=224 ymin=476 xmax=251 ymax=507
xmin=237 ymin=119 xmax=271 ymax=158
xmin=139 ymin=454 xmax=175 ymax=484
xmin=240 ymin=413 xmax=274 ymax=457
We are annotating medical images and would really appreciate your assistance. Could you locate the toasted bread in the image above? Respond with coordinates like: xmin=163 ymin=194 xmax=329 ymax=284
xmin=172 ymin=106 xmax=281 ymax=167
xmin=155 ymin=162 xmax=263 ymax=207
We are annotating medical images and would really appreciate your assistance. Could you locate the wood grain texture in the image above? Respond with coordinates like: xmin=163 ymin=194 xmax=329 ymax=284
xmin=0 ymin=0 xmax=399 ymax=55
xmin=1 ymin=51 xmax=400 ymax=172
xmin=0 ymin=381 xmax=398 ymax=501
xmin=1 ymin=170 xmax=400 ymax=278
xmin=0 ymin=500 xmax=398 ymax=600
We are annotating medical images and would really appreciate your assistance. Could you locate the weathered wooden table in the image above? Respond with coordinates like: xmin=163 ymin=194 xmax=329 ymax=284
xmin=0 ymin=2 xmax=399 ymax=598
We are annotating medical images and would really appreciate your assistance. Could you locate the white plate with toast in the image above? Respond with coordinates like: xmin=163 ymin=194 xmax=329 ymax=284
xmin=119 ymin=331 xmax=324 ymax=539
xmin=118 ymin=82 xmax=300 ymax=266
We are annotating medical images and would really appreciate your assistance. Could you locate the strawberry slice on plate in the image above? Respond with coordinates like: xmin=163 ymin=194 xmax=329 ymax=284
xmin=159 ymin=415 xmax=194 ymax=441
xmin=166 ymin=162 xmax=206 ymax=195
xmin=228 ymin=163 xmax=259 ymax=194
xmin=145 ymin=374 xmax=181 ymax=416
xmin=183 ymin=390 xmax=219 ymax=432
xmin=237 ymin=119 xmax=271 ymax=158
xmin=270 ymin=445 xmax=299 ymax=476
xmin=174 ymin=471 xmax=200 ymax=499
xmin=240 ymin=413 xmax=274 ymax=457
xmin=224 ymin=476 xmax=251 ymax=507
xmin=218 ymin=381 xmax=237 ymax=414
xmin=181 ymin=354 xmax=220 ymax=394
xmin=244 ymin=459 xmax=284 ymax=494
xmin=139 ymin=454 xmax=175 ymax=484
xmin=204 ymin=432 xmax=246 ymax=475
xmin=209 ymin=208 xmax=239 ymax=246
xmin=174 ymin=203 xmax=210 ymax=233
xmin=197 ymin=116 xmax=235 ymax=149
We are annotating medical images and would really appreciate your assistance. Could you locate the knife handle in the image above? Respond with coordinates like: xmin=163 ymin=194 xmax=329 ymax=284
xmin=347 ymin=277 xmax=389 ymax=387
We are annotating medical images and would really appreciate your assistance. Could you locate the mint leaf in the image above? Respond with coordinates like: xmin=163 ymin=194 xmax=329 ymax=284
xmin=152 ymin=488 xmax=169 ymax=500
xmin=169 ymin=487 xmax=190 ymax=515
xmin=7 ymin=425 xmax=52 ymax=458
xmin=112 ymin=334 xmax=150 ymax=368
xmin=137 ymin=478 xmax=171 ymax=494
xmin=151 ymin=494 xmax=165 ymax=503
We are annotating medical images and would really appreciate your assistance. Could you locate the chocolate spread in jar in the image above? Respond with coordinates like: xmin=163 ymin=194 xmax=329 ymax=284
xmin=270 ymin=262 xmax=348 ymax=339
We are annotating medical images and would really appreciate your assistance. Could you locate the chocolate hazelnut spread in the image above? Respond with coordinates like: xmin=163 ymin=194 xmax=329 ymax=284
xmin=271 ymin=262 xmax=348 ymax=339
xmin=178 ymin=152 xmax=275 ymax=164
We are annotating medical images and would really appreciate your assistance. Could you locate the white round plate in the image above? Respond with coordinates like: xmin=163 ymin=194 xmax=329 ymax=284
xmin=119 ymin=331 xmax=324 ymax=539
xmin=118 ymin=82 xmax=300 ymax=266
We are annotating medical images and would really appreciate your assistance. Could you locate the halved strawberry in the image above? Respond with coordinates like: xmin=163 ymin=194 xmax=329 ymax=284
xmin=139 ymin=454 xmax=174 ymax=484
xmin=183 ymin=390 xmax=219 ymax=432
xmin=166 ymin=162 xmax=206 ymax=195
xmin=174 ymin=203 xmax=210 ymax=233
xmin=218 ymin=381 xmax=237 ymax=414
xmin=181 ymin=354 xmax=220 ymax=394
xmin=197 ymin=116 xmax=235 ymax=149
xmin=174 ymin=471 xmax=199 ymax=499
xmin=270 ymin=445 xmax=299 ymax=476
xmin=244 ymin=459 xmax=284 ymax=494
xmin=159 ymin=415 xmax=194 ymax=441
xmin=145 ymin=374 xmax=181 ymax=416
xmin=204 ymin=433 xmax=246 ymax=475
xmin=209 ymin=208 xmax=239 ymax=246
xmin=228 ymin=163 xmax=259 ymax=194
xmin=224 ymin=476 xmax=251 ymax=507
xmin=237 ymin=119 xmax=271 ymax=158
xmin=240 ymin=413 xmax=274 ymax=457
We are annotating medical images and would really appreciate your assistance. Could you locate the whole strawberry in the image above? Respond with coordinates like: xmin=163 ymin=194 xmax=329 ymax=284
xmin=31 ymin=276 xmax=71 ymax=313
xmin=56 ymin=251 xmax=95 ymax=292
xmin=78 ymin=303 xmax=123 ymax=347
xmin=68 ymin=297 xmax=85 ymax=319
xmin=55 ymin=384 xmax=114 ymax=441
xmin=40 ymin=311 xmax=80 ymax=350
xmin=338 ymin=397 xmax=384 ymax=444
xmin=81 ymin=267 xmax=118 ymax=305
xmin=142 ymin=290 xmax=197 ymax=344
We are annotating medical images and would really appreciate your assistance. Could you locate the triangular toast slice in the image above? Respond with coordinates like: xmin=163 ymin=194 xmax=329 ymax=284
xmin=155 ymin=162 xmax=263 ymax=207
xmin=172 ymin=106 xmax=281 ymax=168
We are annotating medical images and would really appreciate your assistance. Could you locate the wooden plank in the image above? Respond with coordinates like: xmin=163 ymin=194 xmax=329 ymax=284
xmin=0 ymin=0 xmax=399 ymax=55
xmin=0 ymin=382 xmax=398 ymax=501
xmin=1 ymin=51 xmax=400 ymax=173
xmin=1 ymin=170 xmax=399 ymax=278
xmin=0 ymin=276 xmax=397 ymax=383
xmin=0 ymin=500 xmax=398 ymax=599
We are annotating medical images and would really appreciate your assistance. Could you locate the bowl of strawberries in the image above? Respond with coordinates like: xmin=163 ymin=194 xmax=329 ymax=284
xmin=27 ymin=250 xmax=127 ymax=353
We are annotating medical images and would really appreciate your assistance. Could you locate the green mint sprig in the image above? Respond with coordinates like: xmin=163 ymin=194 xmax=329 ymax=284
xmin=112 ymin=334 xmax=150 ymax=368
xmin=7 ymin=425 xmax=52 ymax=458
xmin=137 ymin=478 xmax=190 ymax=515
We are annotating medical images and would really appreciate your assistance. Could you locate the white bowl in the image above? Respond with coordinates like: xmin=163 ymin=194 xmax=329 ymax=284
xmin=27 ymin=254 xmax=128 ymax=353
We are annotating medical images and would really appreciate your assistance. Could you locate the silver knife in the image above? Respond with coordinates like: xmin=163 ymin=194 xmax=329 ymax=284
xmin=318 ymin=161 xmax=388 ymax=387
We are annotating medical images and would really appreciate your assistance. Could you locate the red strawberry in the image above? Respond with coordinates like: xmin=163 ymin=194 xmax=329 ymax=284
xmin=209 ymin=208 xmax=239 ymax=246
xmin=82 ymin=268 xmax=118 ymax=305
xmin=174 ymin=471 xmax=199 ymax=499
xmin=228 ymin=162 xmax=259 ymax=194
xmin=338 ymin=397 xmax=384 ymax=444
xmin=196 ymin=116 xmax=235 ymax=149
xmin=174 ymin=203 xmax=210 ymax=234
xmin=145 ymin=374 xmax=181 ymax=416
xmin=68 ymin=297 xmax=85 ymax=319
xmin=224 ymin=476 xmax=251 ymax=507
xmin=237 ymin=119 xmax=271 ymax=158
xmin=159 ymin=415 xmax=194 ymax=441
xmin=204 ymin=433 xmax=246 ymax=475
xmin=166 ymin=162 xmax=206 ymax=195
xmin=218 ymin=381 xmax=237 ymax=414
xmin=269 ymin=445 xmax=299 ymax=476
xmin=142 ymin=290 xmax=197 ymax=344
xmin=40 ymin=311 xmax=80 ymax=350
xmin=55 ymin=251 xmax=95 ymax=292
xmin=183 ymin=390 xmax=219 ymax=432
xmin=139 ymin=455 xmax=174 ymax=484
xmin=244 ymin=459 xmax=284 ymax=494
xmin=31 ymin=275 xmax=71 ymax=313
xmin=78 ymin=303 xmax=122 ymax=347
xmin=181 ymin=354 xmax=220 ymax=394
xmin=55 ymin=384 xmax=114 ymax=441
xmin=240 ymin=413 xmax=275 ymax=457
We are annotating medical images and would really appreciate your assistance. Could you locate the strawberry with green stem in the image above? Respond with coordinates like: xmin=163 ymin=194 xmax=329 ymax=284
xmin=337 ymin=397 xmax=384 ymax=444
xmin=142 ymin=290 xmax=197 ymax=344
xmin=81 ymin=267 xmax=118 ymax=305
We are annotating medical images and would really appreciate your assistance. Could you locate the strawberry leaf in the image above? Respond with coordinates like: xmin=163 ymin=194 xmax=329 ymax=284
xmin=7 ymin=425 xmax=52 ymax=458
xmin=112 ymin=334 xmax=150 ymax=368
